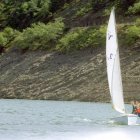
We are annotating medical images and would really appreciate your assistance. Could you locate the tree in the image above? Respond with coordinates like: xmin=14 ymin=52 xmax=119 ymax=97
xmin=116 ymin=0 xmax=137 ymax=11
xmin=92 ymin=0 xmax=111 ymax=11
xmin=0 ymin=0 xmax=51 ymax=29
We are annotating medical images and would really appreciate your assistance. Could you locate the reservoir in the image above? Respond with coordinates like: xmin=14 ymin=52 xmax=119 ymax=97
xmin=0 ymin=99 xmax=139 ymax=140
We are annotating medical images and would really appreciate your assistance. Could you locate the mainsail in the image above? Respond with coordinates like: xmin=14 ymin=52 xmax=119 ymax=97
xmin=106 ymin=8 xmax=125 ymax=114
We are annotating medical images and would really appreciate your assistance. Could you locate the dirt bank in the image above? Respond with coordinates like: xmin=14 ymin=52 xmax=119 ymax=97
xmin=0 ymin=46 xmax=140 ymax=102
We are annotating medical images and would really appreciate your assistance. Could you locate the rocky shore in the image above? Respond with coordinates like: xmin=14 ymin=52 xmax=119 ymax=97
xmin=0 ymin=46 xmax=140 ymax=102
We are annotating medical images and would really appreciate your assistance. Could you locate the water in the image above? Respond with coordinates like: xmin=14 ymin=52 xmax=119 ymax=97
xmin=0 ymin=99 xmax=139 ymax=140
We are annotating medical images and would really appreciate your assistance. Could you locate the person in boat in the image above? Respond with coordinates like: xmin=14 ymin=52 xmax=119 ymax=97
xmin=131 ymin=100 xmax=139 ymax=114
xmin=136 ymin=103 xmax=140 ymax=117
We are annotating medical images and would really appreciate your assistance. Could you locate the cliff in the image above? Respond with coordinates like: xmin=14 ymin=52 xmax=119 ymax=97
xmin=0 ymin=45 xmax=140 ymax=102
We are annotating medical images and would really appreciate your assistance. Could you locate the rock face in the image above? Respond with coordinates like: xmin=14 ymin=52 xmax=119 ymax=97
xmin=0 ymin=46 xmax=140 ymax=102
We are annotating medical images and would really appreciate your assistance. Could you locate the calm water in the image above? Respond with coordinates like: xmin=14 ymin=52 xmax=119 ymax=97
xmin=0 ymin=99 xmax=139 ymax=140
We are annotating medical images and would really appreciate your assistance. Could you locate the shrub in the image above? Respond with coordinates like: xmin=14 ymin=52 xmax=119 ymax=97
xmin=11 ymin=18 xmax=65 ymax=50
xmin=56 ymin=26 xmax=106 ymax=52
xmin=86 ymin=26 xmax=106 ymax=48
xmin=0 ymin=0 xmax=51 ymax=29
xmin=56 ymin=27 xmax=86 ymax=51
xmin=124 ymin=25 xmax=140 ymax=45
xmin=0 ymin=33 xmax=7 ymax=46
xmin=92 ymin=0 xmax=106 ymax=12
xmin=136 ymin=18 xmax=140 ymax=26
xmin=0 ymin=27 xmax=20 ymax=47
xmin=128 ymin=2 xmax=140 ymax=14
xmin=75 ymin=3 xmax=92 ymax=17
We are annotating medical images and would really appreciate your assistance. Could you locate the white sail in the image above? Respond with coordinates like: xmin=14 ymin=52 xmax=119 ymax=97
xmin=106 ymin=8 xmax=125 ymax=114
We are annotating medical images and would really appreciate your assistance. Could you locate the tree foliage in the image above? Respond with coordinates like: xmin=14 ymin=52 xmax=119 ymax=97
xmin=91 ymin=0 xmax=137 ymax=13
xmin=50 ymin=0 xmax=72 ymax=12
xmin=128 ymin=1 xmax=140 ymax=14
xmin=0 ymin=0 xmax=51 ymax=29
xmin=11 ymin=18 xmax=64 ymax=50
xmin=124 ymin=24 xmax=140 ymax=45
xmin=0 ymin=27 xmax=20 ymax=47
xmin=0 ymin=0 xmax=140 ymax=53
xmin=56 ymin=26 xmax=106 ymax=52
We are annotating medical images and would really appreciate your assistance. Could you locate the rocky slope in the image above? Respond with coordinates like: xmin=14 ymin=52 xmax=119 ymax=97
xmin=0 ymin=45 xmax=140 ymax=102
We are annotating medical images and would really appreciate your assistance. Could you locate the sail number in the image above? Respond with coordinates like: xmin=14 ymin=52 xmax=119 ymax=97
xmin=108 ymin=53 xmax=113 ymax=60
xmin=110 ymin=53 xmax=113 ymax=59
xmin=108 ymin=33 xmax=113 ymax=40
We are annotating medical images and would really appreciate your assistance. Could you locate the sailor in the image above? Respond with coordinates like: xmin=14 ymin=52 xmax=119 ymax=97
xmin=131 ymin=100 xmax=138 ymax=114
xmin=136 ymin=103 xmax=140 ymax=117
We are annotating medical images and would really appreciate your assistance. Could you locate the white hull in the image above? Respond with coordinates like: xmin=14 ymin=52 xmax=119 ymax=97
xmin=111 ymin=114 xmax=140 ymax=125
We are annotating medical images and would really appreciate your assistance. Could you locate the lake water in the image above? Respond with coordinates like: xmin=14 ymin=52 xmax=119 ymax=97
xmin=0 ymin=99 xmax=140 ymax=140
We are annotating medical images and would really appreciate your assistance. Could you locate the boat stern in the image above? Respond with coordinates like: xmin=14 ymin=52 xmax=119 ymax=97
xmin=110 ymin=114 xmax=139 ymax=125
xmin=128 ymin=114 xmax=139 ymax=125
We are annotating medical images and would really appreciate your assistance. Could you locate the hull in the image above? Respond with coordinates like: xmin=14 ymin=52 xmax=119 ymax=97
xmin=111 ymin=114 xmax=140 ymax=125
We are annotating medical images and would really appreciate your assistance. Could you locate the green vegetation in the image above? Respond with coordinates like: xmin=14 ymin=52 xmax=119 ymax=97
xmin=0 ymin=0 xmax=140 ymax=53
xmin=56 ymin=26 xmax=106 ymax=52
xmin=0 ymin=0 xmax=52 ymax=29
xmin=75 ymin=3 xmax=92 ymax=17
xmin=136 ymin=18 xmax=140 ymax=26
xmin=11 ymin=18 xmax=64 ymax=50
xmin=123 ymin=24 xmax=140 ymax=45
xmin=128 ymin=2 xmax=140 ymax=14
xmin=91 ymin=0 xmax=138 ymax=14
xmin=0 ymin=27 xmax=20 ymax=47
xmin=56 ymin=27 xmax=86 ymax=52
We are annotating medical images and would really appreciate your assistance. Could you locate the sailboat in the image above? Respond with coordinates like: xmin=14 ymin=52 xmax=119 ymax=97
xmin=106 ymin=8 xmax=140 ymax=125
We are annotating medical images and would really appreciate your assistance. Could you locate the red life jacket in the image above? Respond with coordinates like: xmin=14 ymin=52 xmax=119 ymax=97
xmin=136 ymin=109 xmax=140 ymax=113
